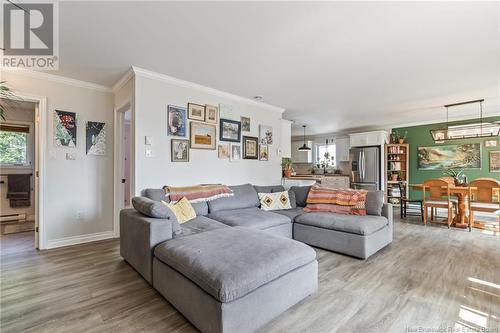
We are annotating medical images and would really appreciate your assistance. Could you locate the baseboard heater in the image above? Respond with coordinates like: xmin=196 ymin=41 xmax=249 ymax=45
xmin=0 ymin=213 xmax=27 ymax=223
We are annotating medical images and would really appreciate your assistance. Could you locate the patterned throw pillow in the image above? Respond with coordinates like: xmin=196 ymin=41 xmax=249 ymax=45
xmin=304 ymin=185 xmax=368 ymax=215
xmin=162 ymin=197 xmax=196 ymax=224
xmin=258 ymin=191 xmax=292 ymax=211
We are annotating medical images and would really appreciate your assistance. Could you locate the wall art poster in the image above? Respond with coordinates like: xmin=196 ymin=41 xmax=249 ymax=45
xmin=167 ymin=105 xmax=187 ymax=137
xmin=86 ymin=121 xmax=106 ymax=155
xmin=417 ymin=143 xmax=481 ymax=170
xmin=54 ymin=110 xmax=77 ymax=147
xmin=259 ymin=125 xmax=273 ymax=145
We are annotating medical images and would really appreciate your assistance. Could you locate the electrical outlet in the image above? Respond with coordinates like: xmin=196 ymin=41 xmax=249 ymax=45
xmin=145 ymin=149 xmax=153 ymax=157
xmin=66 ymin=153 xmax=76 ymax=160
xmin=76 ymin=211 xmax=84 ymax=222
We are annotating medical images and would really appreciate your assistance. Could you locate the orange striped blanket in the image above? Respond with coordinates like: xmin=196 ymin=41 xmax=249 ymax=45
xmin=304 ymin=186 xmax=368 ymax=215
xmin=166 ymin=184 xmax=234 ymax=203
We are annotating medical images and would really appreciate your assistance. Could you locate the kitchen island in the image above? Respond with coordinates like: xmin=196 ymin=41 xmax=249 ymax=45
xmin=282 ymin=174 xmax=350 ymax=189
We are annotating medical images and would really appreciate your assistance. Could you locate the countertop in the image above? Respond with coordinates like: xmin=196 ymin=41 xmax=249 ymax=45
xmin=284 ymin=174 xmax=350 ymax=180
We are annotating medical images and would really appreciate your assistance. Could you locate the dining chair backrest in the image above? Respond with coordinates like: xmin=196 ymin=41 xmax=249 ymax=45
xmin=469 ymin=179 xmax=500 ymax=203
xmin=398 ymin=181 xmax=407 ymax=199
xmin=422 ymin=179 xmax=451 ymax=202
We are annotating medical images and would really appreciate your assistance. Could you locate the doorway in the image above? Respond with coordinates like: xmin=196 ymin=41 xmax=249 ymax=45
xmin=122 ymin=110 xmax=132 ymax=207
xmin=0 ymin=98 xmax=40 ymax=250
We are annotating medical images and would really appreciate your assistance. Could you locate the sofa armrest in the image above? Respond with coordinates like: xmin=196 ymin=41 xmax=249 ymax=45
xmin=120 ymin=208 xmax=174 ymax=284
xmin=381 ymin=203 xmax=394 ymax=241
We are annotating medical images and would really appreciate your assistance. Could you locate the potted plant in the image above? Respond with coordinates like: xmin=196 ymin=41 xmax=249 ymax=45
xmin=394 ymin=130 xmax=408 ymax=144
xmin=390 ymin=171 xmax=399 ymax=181
xmin=443 ymin=168 xmax=467 ymax=186
xmin=0 ymin=81 xmax=23 ymax=120
xmin=281 ymin=158 xmax=294 ymax=178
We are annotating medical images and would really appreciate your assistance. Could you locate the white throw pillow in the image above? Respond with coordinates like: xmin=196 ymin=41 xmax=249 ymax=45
xmin=258 ymin=191 xmax=292 ymax=211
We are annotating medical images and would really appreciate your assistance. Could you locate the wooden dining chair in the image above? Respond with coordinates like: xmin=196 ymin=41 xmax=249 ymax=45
xmin=422 ymin=179 xmax=455 ymax=227
xmin=398 ymin=181 xmax=423 ymax=221
xmin=469 ymin=178 xmax=500 ymax=231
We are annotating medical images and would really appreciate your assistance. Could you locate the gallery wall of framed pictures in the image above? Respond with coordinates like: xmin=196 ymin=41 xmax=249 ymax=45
xmin=166 ymin=102 xmax=275 ymax=163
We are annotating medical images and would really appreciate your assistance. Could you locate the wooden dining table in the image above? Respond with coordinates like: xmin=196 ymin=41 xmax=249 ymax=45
xmin=410 ymin=184 xmax=477 ymax=228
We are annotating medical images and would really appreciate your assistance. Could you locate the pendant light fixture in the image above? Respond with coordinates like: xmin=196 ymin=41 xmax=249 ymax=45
xmin=298 ymin=125 xmax=311 ymax=151
xmin=430 ymin=99 xmax=500 ymax=142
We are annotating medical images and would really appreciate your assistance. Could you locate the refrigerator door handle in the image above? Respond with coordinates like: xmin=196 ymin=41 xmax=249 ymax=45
xmin=359 ymin=151 xmax=363 ymax=181
xmin=362 ymin=151 xmax=366 ymax=181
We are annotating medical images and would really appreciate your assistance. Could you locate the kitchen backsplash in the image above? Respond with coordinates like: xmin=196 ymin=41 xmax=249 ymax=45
xmin=293 ymin=161 xmax=351 ymax=176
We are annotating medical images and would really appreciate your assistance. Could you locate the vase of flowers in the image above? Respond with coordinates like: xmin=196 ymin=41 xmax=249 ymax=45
xmin=444 ymin=168 xmax=467 ymax=186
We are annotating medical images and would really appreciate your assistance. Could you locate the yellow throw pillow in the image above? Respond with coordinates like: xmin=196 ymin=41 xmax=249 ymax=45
xmin=162 ymin=197 xmax=196 ymax=224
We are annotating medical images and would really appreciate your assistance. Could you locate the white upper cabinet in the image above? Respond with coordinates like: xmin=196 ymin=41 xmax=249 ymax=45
xmin=280 ymin=119 xmax=292 ymax=158
xmin=335 ymin=137 xmax=350 ymax=162
xmin=349 ymin=131 xmax=388 ymax=147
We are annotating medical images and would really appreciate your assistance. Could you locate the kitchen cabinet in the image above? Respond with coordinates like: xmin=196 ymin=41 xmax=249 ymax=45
xmin=282 ymin=178 xmax=318 ymax=189
xmin=291 ymin=141 xmax=313 ymax=163
xmin=321 ymin=176 xmax=350 ymax=189
xmin=349 ymin=131 xmax=388 ymax=147
xmin=280 ymin=119 xmax=292 ymax=158
xmin=335 ymin=137 xmax=350 ymax=162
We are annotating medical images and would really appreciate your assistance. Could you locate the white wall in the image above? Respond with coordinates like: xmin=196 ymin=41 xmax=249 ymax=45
xmin=133 ymin=71 xmax=285 ymax=191
xmin=1 ymin=71 xmax=115 ymax=247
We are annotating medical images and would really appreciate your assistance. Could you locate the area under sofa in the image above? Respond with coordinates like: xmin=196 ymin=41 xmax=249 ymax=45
xmin=119 ymin=183 xmax=393 ymax=333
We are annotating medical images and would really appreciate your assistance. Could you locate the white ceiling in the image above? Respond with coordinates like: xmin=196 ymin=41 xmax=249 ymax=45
xmin=47 ymin=2 xmax=500 ymax=135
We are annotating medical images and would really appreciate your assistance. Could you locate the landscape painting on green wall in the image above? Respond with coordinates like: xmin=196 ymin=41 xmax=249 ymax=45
xmin=417 ymin=143 xmax=481 ymax=170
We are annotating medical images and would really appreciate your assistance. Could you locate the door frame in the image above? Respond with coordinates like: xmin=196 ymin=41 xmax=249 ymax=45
xmin=1 ymin=92 xmax=47 ymax=249
xmin=113 ymin=100 xmax=133 ymax=237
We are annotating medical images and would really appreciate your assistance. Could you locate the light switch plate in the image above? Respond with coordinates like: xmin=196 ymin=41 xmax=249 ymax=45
xmin=66 ymin=153 xmax=76 ymax=160
xmin=49 ymin=150 xmax=57 ymax=160
xmin=145 ymin=136 xmax=153 ymax=145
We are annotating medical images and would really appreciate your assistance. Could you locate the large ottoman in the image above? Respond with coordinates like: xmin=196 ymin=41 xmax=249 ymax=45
xmin=152 ymin=227 xmax=318 ymax=333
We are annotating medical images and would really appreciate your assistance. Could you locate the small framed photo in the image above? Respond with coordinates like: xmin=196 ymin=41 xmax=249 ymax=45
xmin=241 ymin=116 xmax=250 ymax=132
xmin=205 ymin=105 xmax=218 ymax=124
xmin=259 ymin=144 xmax=269 ymax=161
xmin=230 ymin=144 xmax=241 ymax=162
xmin=259 ymin=124 xmax=273 ymax=145
xmin=490 ymin=151 xmax=500 ymax=172
xmin=167 ymin=105 xmax=187 ymax=137
xmin=171 ymin=139 xmax=189 ymax=162
xmin=188 ymin=103 xmax=205 ymax=121
xmin=218 ymin=144 xmax=230 ymax=159
xmin=243 ymin=136 xmax=258 ymax=159
xmin=190 ymin=122 xmax=216 ymax=150
xmin=219 ymin=118 xmax=241 ymax=142
xmin=485 ymin=139 xmax=498 ymax=147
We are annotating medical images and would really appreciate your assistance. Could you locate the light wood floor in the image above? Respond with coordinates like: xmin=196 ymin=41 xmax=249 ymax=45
xmin=1 ymin=217 xmax=499 ymax=333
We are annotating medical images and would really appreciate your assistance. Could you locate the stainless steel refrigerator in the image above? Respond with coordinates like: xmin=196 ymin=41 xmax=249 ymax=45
xmin=350 ymin=146 xmax=380 ymax=191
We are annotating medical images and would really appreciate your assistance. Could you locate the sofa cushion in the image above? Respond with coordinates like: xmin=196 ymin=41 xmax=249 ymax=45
xmin=175 ymin=216 xmax=229 ymax=238
xmin=253 ymin=185 xmax=285 ymax=193
xmin=131 ymin=196 xmax=181 ymax=235
xmin=272 ymin=207 xmax=304 ymax=221
xmin=366 ymin=191 xmax=384 ymax=216
xmin=295 ymin=212 xmax=388 ymax=236
xmin=290 ymin=186 xmax=312 ymax=207
xmin=141 ymin=188 xmax=167 ymax=202
xmin=208 ymin=207 xmax=291 ymax=230
xmin=207 ymin=184 xmax=259 ymax=213
xmin=153 ymin=227 xmax=316 ymax=302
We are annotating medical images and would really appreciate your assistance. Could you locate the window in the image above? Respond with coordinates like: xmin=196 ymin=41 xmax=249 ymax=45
xmin=316 ymin=144 xmax=336 ymax=167
xmin=0 ymin=124 xmax=29 ymax=166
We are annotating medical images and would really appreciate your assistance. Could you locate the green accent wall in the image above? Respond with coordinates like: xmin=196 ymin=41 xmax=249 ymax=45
xmin=392 ymin=116 xmax=500 ymax=200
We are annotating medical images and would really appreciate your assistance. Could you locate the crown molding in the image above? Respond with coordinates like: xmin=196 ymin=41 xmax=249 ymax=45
xmin=112 ymin=67 xmax=135 ymax=93
xmin=131 ymin=66 xmax=285 ymax=114
xmin=1 ymin=68 xmax=112 ymax=93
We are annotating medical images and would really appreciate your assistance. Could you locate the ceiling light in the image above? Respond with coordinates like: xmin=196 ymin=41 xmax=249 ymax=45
xmin=430 ymin=99 xmax=499 ymax=142
xmin=298 ymin=125 xmax=311 ymax=151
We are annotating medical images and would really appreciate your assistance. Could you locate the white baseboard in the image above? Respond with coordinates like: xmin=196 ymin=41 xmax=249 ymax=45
xmin=45 ymin=230 xmax=117 ymax=249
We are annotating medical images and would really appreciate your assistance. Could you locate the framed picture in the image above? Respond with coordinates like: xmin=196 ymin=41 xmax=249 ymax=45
xmin=219 ymin=118 xmax=241 ymax=142
xmin=205 ymin=105 xmax=218 ymax=124
xmin=485 ymin=139 xmax=498 ymax=147
xmin=242 ymin=136 xmax=258 ymax=159
xmin=188 ymin=103 xmax=205 ymax=121
xmin=241 ymin=116 xmax=251 ymax=132
xmin=230 ymin=144 xmax=241 ymax=162
xmin=171 ymin=139 xmax=189 ymax=162
xmin=218 ymin=144 xmax=230 ymax=159
xmin=259 ymin=144 xmax=269 ymax=161
xmin=259 ymin=125 xmax=273 ymax=145
xmin=54 ymin=110 xmax=77 ymax=147
xmin=190 ymin=122 xmax=216 ymax=150
xmin=219 ymin=103 xmax=235 ymax=120
xmin=167 ymin=105 xmax=187 ymax=137
xmin=86 ymin=121 xmax=106 ymax=155
xmin=490 ymin=151 xmax=500 ymax=172
xmin=417 ymin=143 xmax=481 ymax=170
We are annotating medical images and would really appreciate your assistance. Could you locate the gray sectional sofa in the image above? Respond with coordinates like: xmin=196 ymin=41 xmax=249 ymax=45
xmin=120 ymin=184 xmax=393 ymax=333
